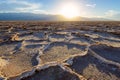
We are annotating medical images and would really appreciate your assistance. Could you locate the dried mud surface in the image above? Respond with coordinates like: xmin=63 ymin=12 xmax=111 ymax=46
xmin=0 ymin=21 xmax=120 ymax=80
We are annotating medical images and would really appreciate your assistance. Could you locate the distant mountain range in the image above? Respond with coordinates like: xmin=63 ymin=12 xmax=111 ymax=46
xmin=0 ymin=13 xmax=111 ymax=21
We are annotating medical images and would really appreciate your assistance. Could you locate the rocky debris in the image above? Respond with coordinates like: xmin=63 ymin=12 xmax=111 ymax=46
xmin=8 ymin=27 xmax=14 ymax=33
xmin=11 ymin=33 xmax=19 ymax=41
xmin=0 ymin=33 xmax=20 ymax=43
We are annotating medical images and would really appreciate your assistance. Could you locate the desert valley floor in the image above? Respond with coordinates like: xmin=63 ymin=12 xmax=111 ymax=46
xmin=0 ymin=21 xmax=120 ymax=80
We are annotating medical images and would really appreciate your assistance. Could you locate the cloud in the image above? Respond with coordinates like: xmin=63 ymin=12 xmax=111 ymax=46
xmin=105 ymin=10 xmax=120 ymax=20
xmin=86 ymin=4 xmax=96 ymax=8
xmin=105 ymin=10 xmax=118 ymax=17
xmin=0 ymin=0 xmax=48 ymax=14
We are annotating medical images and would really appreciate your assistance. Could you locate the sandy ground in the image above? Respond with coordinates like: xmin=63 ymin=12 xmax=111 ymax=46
xmin=0 ymin=21 xmax=120 ymax=80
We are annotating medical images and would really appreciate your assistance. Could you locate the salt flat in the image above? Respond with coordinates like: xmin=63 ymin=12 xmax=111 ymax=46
xmin=0 ymin=21 xmax=120 ymax=80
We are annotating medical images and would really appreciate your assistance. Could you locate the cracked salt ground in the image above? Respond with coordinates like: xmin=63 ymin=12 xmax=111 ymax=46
xmin=0 ymin=41 xmax=45 ymax=78
xmin=22 ymin=66 xmax=86 ymax=80
xmin=49 ymin=33 xmax=66 ymax=42
xmin=0 ymin=51 xmax=33 ymax=78
xmin=18 ymin=31 xmax=47 ymax=41
xmin=91 ymin=31 xmax=120 ymax=40
xmin=0 ymin=41 xmax=19 ymax=55
xmin=70 ymin=31 xmax=120 ymax=46
xmin=9 ymin=64 xmax=87 ymax=80
xmin=69 ymin=54 xmax=120 ymax=80
xmin=0 ymin=24 xmax=120 ymax=80
xmin=90 ymin=44 xmax=120 ymax=63
xmin=40 ymin=42 xmax=88 ymax=64
xmin=0 ymin=58 xmax=9 ymax=76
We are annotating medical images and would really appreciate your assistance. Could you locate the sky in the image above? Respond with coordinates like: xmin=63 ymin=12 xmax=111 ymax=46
xmin=0 ymin=0 xmax=120 ymax=20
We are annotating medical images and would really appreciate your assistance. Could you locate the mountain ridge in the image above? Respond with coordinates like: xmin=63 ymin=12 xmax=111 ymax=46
xmin=0 ymin=13 xmax=111 ymax=21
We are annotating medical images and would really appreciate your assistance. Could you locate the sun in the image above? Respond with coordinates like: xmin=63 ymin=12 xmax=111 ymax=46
xmin=59 ymin=3 xmax=80 ymax=19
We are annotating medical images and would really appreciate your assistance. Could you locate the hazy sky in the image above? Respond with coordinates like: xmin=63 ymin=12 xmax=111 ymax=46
xmin=0 ymin=0 xmax=120 ymax=20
